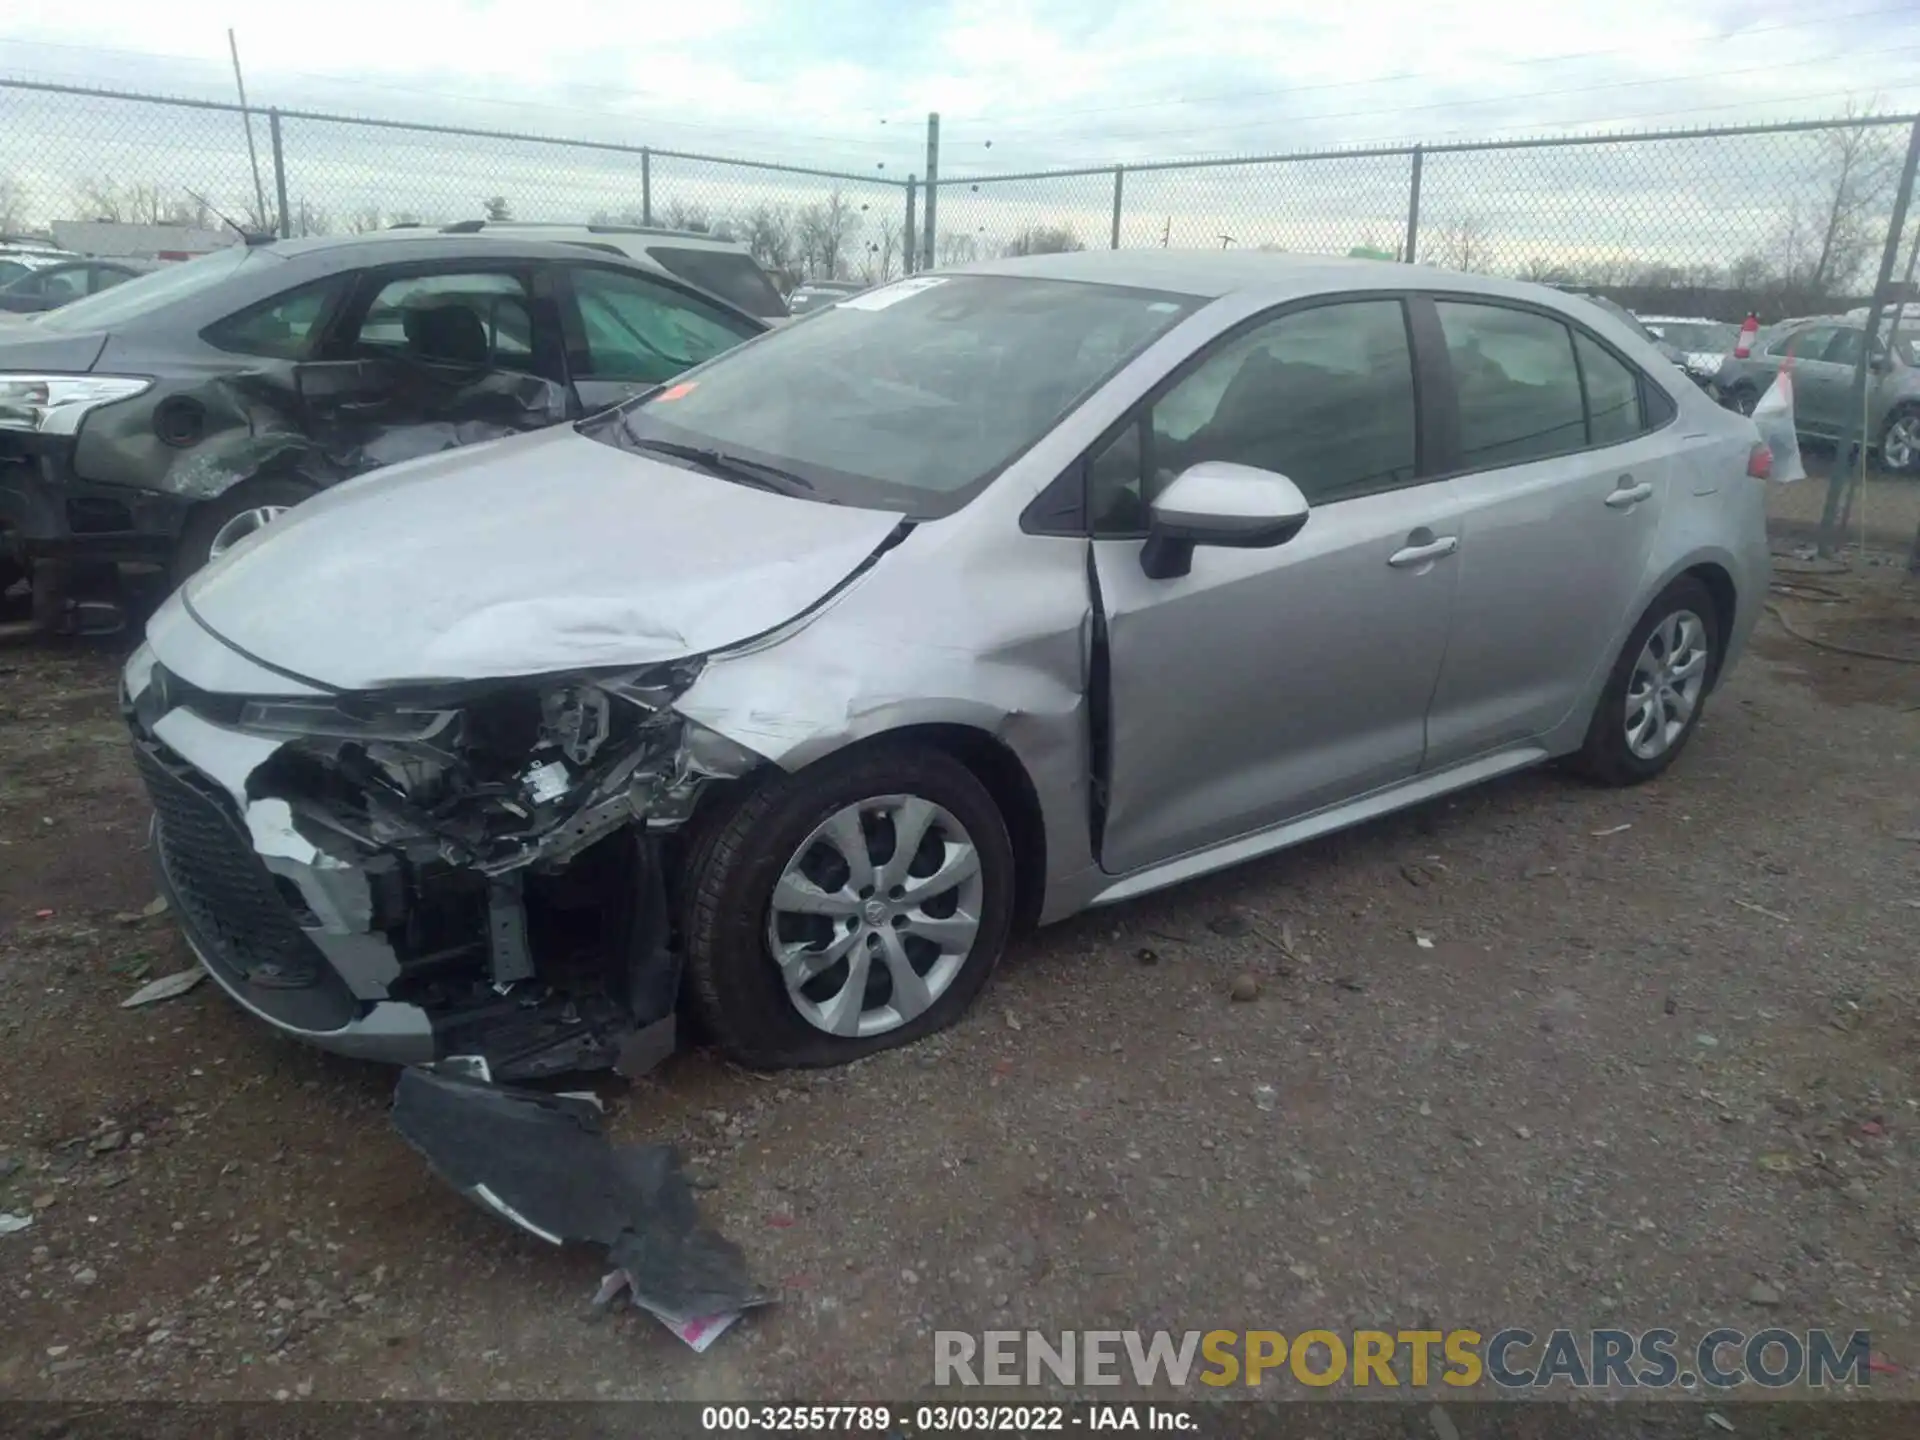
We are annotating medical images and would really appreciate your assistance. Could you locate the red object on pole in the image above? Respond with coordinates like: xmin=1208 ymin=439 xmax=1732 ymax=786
xmin=1734 ymin=312 xmax=1759 ymax=358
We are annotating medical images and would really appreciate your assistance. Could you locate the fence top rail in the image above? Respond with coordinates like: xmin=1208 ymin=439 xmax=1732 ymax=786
xmin=0 ymin=75 xmax=903 ymax=189
xmin=948 ymin=111 xmax=1920 ymax=186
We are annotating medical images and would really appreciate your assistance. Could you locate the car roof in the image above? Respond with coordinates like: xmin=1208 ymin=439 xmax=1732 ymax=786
xmin=264 ymin=232 xmax=681 ymax=265
xmin=961 ymin=249 xmax=1598 ymax=308
xmin=1638 ymin=315 xmax=1730 ymax=325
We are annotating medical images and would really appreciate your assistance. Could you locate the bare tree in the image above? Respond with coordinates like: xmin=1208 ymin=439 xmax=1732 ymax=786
xmin=863 ymin=216 xmax=902 ymax=283
xmin=661 ymin=197 xmax=711 ymax=233
xmin=483 ymin=195 xmax=512 ymax=222
xmin=290 ymin=199 xmax=332 ymax=237
xmin=1432 ymin=215 xmax=1488 ymax=272
xmin=346 ymin=206 xmax=387 ymax=234
xmin=937 ymin=231 xmax=978 ymax=267
xmin=743 ymin=204 xmax=796 ymax=271
xmin=795 ymin=189 xmax=859 ymax=278
xmin=1004 ymin=225 xmax=1084 ymax=257
xmin=1519 ymin=256 xmax=1578 ymax=284
xmin=0 ymin=176 xmax=30 ymax=233
xmin=589 ymin=206 xmax=650 ymax=226
xmin=1776 ymin=101 xmax=1899 ymax=295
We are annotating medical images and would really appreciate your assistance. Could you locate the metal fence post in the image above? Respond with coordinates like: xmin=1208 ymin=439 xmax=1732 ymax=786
xmin=1820 ymin=113 xmax=1920 ymax=556
xmin=904 ymin=175 xmax=918 ymax=275
xmin=268 ymin=108 xmax=290 ymax=238
xmin=1111 ymin=165 xmax=1125 ymax=249
xmin=922 ymin=112 xmax=940 ymax=272
xmin=1403 ymin=145 xmax=1423 ymax=264
xmin=641 ymin=147 xmax=652 ymax=226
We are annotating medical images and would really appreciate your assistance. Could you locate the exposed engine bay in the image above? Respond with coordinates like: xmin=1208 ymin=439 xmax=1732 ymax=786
xmin=126 ymin=654 xmax=764 ymax=1082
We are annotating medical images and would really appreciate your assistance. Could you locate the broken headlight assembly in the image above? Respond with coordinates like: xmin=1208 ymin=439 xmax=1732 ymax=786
xmin=228 ymin=662 xmax=761 ymax=873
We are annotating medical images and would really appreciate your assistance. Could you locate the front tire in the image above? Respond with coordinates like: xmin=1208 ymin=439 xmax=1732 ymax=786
xmin=1572 ymin=577 xmax=1720 ymax=787
xmin=1880 ymin=405 xmax=1920 ymax=474
xmin=682 ymin=742 xmax=1016 ymax=1069
xmin=173 ymin=477 xmax=315 ymax=585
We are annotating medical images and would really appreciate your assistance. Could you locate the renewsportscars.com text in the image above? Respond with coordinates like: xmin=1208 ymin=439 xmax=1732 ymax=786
xmin=934 ymin=1328 xmax=1873 ymax=1390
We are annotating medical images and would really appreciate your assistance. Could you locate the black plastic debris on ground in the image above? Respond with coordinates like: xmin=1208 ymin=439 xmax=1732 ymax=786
xmin=390 ymin=1062 xmax=773 ymax=1340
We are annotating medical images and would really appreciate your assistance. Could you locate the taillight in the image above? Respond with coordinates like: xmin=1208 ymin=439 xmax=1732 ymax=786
xmin=1747 ymin=443 xmax=1772 ymax=480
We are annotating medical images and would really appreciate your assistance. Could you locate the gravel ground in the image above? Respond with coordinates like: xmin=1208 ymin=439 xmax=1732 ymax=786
xmin=0 ymin=558 xmax=1917 ymax=1406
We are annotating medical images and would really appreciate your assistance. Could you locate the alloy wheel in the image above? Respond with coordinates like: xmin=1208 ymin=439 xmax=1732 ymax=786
xmin=765 ymin=794 xmax=984 ymax=1038
xmin=207 ymin=505 xmax=290 ymax=561
xmin=1884 ymin=414 xmax=1920 ymax=471
xmin=1624 ymin=609 xmax=1709 ymax=761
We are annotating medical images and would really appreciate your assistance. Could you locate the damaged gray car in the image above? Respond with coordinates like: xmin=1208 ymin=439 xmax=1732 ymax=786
xmin=123 ymin=253 xmax=1771 ymax=1079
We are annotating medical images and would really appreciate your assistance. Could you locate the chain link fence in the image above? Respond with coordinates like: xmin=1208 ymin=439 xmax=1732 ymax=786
xmin=2 ymin=76 xmax=1914 ymax=316
xmin=937 ymin=115 xmax=1920 ymax=320
xmin=0 ymin=78 xmax=916 ymax=286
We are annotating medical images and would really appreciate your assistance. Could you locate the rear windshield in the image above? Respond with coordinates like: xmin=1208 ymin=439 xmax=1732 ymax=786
xmin=34 ymin=246 xmax=276 ymax=332
xmin=644 ymin=246 xmax=788 ymax=319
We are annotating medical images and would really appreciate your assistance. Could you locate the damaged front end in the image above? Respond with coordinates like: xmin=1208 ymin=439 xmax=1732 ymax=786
xmin=124 ymin=652 xmax=763 ymax=1080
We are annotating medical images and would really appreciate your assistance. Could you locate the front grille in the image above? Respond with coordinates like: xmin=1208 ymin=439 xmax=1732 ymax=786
xmin=132 ymin=740 xmax=333 ymax=990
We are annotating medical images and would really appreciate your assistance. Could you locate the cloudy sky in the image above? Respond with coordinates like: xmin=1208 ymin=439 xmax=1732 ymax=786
xmin=2 ymin=0 xmax=1916 ymax=174
xmin=1 ymin=1 xmax=1916 ymax=277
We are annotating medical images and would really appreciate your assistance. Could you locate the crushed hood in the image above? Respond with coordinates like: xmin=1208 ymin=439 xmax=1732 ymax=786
xmin=183 ymin=423 xmax=906 ymax=690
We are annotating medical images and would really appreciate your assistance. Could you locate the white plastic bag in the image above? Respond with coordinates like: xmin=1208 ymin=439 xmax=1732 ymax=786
xmin=1751 ymin=369 xmax=1805 ymax=482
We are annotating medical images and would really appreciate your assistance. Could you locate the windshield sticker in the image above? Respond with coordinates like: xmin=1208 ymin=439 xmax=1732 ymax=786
xmin=837 ymin=277 xmax=949 ymax=311
xmin=1147 ymin=301 xmax=1182 ymax=312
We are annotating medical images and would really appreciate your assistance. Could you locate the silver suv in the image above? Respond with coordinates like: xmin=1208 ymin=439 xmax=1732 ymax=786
xmin=1712 ymin=315 xmax=1920 ymax=472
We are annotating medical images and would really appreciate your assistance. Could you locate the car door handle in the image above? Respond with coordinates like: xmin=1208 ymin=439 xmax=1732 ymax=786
xmin=1387 ymin=536 xmax=1459 ymax=568
xmin=1605 ymin=481 xmax=1655 ymax=509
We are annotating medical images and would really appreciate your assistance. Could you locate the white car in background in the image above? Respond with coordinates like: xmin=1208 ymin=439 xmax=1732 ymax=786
xmin=1639 ymin=316 xmax=1740 ymax=384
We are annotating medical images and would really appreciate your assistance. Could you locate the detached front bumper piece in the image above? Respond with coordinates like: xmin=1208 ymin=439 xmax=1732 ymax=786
xmin=392 ymin=1063 xmax=773 ymax=1333
xmin=123 ymin=633 xmax=759 ymax=1079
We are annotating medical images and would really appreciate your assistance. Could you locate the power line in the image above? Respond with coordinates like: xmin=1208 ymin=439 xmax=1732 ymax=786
xmin=939 ymin=49 xmax=1920 ymax=177
xmin=946 ymin=87 xmax=1920 ymax=179
xmin=0 ymin=38 xmax=912 ymax=154
xmin=933 ymin=5 xmax=1918 ymax=130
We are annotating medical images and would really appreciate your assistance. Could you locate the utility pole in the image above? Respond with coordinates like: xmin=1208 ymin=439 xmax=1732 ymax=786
xmin=922 ymin=113 xmax=940 ymax=272
xmin=228 ymin=29 xmax=270 ymax=234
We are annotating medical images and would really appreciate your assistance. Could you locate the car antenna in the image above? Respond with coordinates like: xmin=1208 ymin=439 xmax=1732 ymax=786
xmin=184 ymin=188 xmax=275 ymax=246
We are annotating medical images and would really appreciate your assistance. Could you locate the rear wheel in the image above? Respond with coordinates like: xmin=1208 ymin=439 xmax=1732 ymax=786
xmin=682 ymin=742 xmax=1015 ymax=1069
xmin=1572 ymin=577 xmax=1720 ymax=787
xmin=1880 ymin=405 xmax=1920 ymax=474
xmin=1726 ymin=383 xmax=1759 ymax=416
xmin=173 ymin=477 xmax=315 ymax=585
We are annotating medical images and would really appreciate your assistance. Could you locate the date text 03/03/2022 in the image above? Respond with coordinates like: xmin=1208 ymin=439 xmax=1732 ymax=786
xmin=698 ymin=1405 xmax=1191 ymax=1432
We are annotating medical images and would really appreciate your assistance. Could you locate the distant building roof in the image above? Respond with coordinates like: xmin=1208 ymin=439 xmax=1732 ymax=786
xmin=49 ymin=221 xmax=239 ymax=260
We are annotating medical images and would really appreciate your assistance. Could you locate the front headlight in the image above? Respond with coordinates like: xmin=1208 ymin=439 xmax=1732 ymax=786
xmin=236 ymin=698 xmax=460 ymax=743
xmin=0 ymin=374 xmax=152 ymax=436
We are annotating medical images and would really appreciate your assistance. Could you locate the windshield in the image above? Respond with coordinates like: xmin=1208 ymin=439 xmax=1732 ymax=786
xmin=1651 ymin=320 xmax=1737 ymax=352
xmin=34 ymin=245 xmax=274 ymax=332
xmin=585 ymin=274 xmax=1200 ymax=516
xmin=644 ymin=247 xmax=788 ymax=319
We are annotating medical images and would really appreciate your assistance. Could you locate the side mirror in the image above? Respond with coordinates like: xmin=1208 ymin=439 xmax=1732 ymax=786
xmin=1869 ymin=353 xmax=1890 ymax=373
xmin=1140 ymin=461 xmax=1311 ymax=580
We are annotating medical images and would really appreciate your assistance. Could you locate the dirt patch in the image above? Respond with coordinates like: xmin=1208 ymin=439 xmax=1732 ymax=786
xmin=2 ymin=629 xmax=1917 ymax=1402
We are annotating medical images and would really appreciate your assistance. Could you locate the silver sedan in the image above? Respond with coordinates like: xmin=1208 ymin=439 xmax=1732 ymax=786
xmin=123 ymin=252 xmax=1771 ymax=1079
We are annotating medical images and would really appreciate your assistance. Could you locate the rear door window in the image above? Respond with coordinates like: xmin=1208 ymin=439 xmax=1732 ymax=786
xmin=567 ymin=264 xmax=760 ymax=385
xmin=1435 ymin=301 xmax=1586 ymax=467
xmin=350 ymin=271 xmax=536 ymax=369
xmin=641 ymin=246 xmax=787 ymax=319
xmin=1766 ymin=324 xmax=1836 ymax=360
